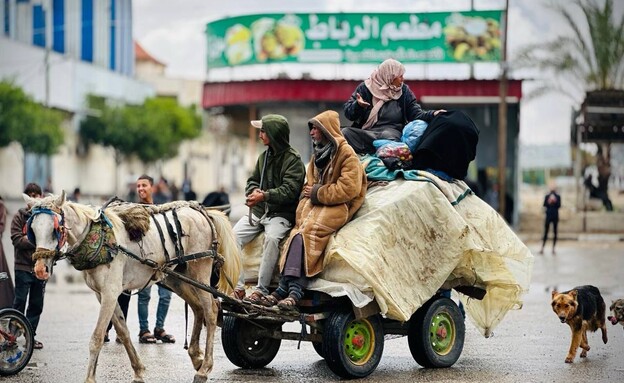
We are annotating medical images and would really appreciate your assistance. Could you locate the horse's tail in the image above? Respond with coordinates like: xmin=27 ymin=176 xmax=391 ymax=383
xmin=205 ymin=209 xmax=241 ymax=294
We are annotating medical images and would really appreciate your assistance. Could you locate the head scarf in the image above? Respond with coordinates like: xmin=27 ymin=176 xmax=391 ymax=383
xmin=362 ymin=59 xmax=405 ymax=129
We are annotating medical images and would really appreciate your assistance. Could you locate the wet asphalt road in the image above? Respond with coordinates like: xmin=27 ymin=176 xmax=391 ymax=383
xmin=2 ymin=240 xmax=624 ymax=383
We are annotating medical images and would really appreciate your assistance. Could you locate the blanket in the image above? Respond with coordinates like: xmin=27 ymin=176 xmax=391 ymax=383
xmin=240 ymin=171 xmax=533 ymax=337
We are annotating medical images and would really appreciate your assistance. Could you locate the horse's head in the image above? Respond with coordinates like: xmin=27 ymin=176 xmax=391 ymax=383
xmin=23 ymin=190 xmax=68 ymax=280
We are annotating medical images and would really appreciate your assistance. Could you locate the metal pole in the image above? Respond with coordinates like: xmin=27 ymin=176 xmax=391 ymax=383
xmin=497 ymin=0 xmax=509 ymax=218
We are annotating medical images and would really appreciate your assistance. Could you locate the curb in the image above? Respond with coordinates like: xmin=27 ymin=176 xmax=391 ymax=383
xmin=517 ymin=232 xmax=624 ymax=242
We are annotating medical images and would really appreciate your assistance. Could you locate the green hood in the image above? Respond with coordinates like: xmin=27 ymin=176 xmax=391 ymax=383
xmin=261 ymin=114 xmax=290 ymax=154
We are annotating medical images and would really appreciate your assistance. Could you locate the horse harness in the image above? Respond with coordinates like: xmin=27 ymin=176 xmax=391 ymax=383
xmin=118 ymin=204 xmax=223 ymax=279
xmin=28 ymin=199 xmax=224 ymax=283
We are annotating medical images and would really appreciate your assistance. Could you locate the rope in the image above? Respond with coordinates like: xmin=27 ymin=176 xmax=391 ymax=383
xmin=248 ymin=149 xmax=270 ymax=227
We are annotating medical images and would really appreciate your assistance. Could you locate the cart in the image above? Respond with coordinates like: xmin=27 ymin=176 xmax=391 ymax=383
xmin=218 ymin=175 xmax=533 ymax=379
xmin=219 ymin=285 xmax=481 ymax=379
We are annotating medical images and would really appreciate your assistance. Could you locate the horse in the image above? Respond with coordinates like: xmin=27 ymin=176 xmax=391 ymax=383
xmin=23 ymin=191 xmax=240 ymax=383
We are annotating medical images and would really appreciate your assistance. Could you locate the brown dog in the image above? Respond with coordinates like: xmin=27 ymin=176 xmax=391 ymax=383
xmin=608 ymin=299 xmax=624 ymax=328
xmin=551 ymin=285 xmax=608 ymax=363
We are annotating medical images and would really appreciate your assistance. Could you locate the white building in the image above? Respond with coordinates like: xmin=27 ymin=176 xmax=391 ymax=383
xmin=134 ymin=41 xmax=250 ymax=199
xmin=0 ymin=0 xmax=154 ymax=199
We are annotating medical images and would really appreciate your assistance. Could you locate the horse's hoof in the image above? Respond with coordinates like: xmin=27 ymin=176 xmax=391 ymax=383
xmin=192 ymin=375 xmax=207 ymax=383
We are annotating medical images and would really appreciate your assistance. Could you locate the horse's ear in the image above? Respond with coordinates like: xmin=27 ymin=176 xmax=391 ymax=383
xmin=23 ymin=193 xmax=37 ymax=206
xmin=54 ymin=190 xmax=66 ymax=207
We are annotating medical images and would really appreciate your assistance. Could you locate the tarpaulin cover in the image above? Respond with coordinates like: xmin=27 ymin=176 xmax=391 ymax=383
xmin=240 ymin=173 xmax=533 ymax=337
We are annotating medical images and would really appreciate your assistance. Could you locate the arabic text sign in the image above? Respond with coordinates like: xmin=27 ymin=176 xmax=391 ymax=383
xmin=205 ymin=11 xmax=503 ymax=68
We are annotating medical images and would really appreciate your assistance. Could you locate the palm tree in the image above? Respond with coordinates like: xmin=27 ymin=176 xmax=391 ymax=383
xmin=514 ymin=0 xmax=624 ymax=99
xmin=514 ymin=0 xmax=624 ymax=210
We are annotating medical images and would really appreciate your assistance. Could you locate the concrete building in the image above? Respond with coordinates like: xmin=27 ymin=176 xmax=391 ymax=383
xmin=0 ymin=0 xmax=154 ymax=199
xmin=132 ymin=41 xmax=229 ymax=201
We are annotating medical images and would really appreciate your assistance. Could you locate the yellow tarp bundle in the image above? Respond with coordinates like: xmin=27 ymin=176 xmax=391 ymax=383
xmin=240 ymin=175 xmax=533 ymax=337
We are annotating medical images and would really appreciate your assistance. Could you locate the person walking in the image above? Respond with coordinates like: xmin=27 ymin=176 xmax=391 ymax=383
xmin=539 ymin=183 xmax=561 ymax=255
xmin=135 ymin=174 xmax=175 ymax=343
xmin=265 ymin=110 xmax=367 ymax=309
xmin=11 ymin=183 xmax=45 ymax=349
xmin=230 ymin=114 xmax=306 ymax=304
xmin=0 ymin=194 xmax=15 ymax=309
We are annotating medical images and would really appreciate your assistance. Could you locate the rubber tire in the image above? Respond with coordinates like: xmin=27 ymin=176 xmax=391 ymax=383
xmin=221 ymin=316 xmax=282 ymax=369
xmin=322 ymin=311 xmax=384 ymax=379
xmin=0 ymin=308 xmax=35 ymax=376
xmin=408 ymin=297 xmax=465 ymax=368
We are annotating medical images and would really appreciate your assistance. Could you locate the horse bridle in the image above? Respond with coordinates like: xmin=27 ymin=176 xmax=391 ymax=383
xmin=26 ymin=206 xmax=68 ymax=262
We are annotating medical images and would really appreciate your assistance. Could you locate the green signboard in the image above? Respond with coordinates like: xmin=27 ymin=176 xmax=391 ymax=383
xmin=205 ymin=11 xmax=503 ymax=68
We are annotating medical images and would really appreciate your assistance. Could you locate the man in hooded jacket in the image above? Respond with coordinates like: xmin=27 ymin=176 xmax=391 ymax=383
xmin=232 ymin=114 xmax=306 ymax=303
xmin=264 ymin=110 xmax=367 ymax=310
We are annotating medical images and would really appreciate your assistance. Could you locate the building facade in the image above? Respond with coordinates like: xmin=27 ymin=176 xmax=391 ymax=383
xmin=0 ymin=0 xmax=154 ymax=199
xmin=2 ymin=0 xmax=134 ymax=76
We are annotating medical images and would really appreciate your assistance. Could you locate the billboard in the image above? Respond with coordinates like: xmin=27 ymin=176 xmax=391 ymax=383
xmin=205 ymin=11 xmax=503 ymax=68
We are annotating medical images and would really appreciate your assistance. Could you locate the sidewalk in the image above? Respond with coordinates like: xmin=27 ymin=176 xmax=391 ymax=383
xmin=517 ymin=231 xmax=624 ymax=243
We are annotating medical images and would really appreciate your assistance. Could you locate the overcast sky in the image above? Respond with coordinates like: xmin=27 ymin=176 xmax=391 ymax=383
xmin=133 ymin=0 xmax=623 ymax=146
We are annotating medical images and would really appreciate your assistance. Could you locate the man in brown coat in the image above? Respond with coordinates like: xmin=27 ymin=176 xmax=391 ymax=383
xmin=265 ymin=110 xmax=367 ymax=309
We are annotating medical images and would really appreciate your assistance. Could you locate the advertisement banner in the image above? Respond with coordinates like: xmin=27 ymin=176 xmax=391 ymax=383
xmin=205 ymin=11 xmax=503 ymax=68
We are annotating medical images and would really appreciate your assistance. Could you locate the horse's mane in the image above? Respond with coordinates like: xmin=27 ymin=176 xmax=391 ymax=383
xmin=106 ymin=200 xmax=208 ymax=241
xmin=66 ymin=201 xmax=125 ymax=233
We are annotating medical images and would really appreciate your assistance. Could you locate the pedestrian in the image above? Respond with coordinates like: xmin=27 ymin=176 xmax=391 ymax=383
xmin=202 ymin=186 xmax=231 ymax=216
xmin=342 ymin=58 xmax=445 ymax=155
xmin=264 ymin=110 xmax=367 ymax=309
xmin=11 ymin=183 xmax=45 ymax=349
xmin=539 ymin=182 xmax=561 ymax=255
xmin=135 ymin=174 xmax=175 ymax=343
xmin=153 ymin=177 xmax=172 ymax=204
xmin=230 ymin=114 xmax=306 ymax=304
xmin=0 ymin=194 xmax=15 ymax=309
xmin=69 ymin=187 xmax=81 ymax=202
xmin=485 ymin=183 xmax=499 ymax=211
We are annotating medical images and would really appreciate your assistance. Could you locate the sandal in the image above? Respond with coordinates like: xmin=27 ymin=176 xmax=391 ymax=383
xmin=153 ymin=327 xmax=175 ymax=343
xmin=243 ymin=290 xmax=267 ymax=305
xmin=263 ymin=292 xmax=281 ymax=307
xmin=231 ymin=288 xmax=245 ymax=300
xmin=138 ymin=330 xmax=157 ymax=344
xmin=277 ymin=296 xmax=300 ymax=312
xmin=33 ymin=340 xmax=44 ymax=349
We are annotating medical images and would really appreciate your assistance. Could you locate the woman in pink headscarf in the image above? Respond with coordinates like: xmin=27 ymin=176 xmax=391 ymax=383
xmin=343 ymin=58 xmax=445 ymax=154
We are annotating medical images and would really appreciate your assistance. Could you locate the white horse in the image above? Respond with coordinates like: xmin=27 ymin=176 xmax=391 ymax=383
xmin=24 ymin=191 xmax=240 ymax=383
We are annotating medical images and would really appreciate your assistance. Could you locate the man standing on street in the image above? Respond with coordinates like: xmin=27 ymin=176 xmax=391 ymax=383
xmin=11 ymin=182 xmax=45 ymax=349
xmin=539 ymin=182 xmax=561 ymax=255
xmin=136 ymin=174 xmax=175 ymax=343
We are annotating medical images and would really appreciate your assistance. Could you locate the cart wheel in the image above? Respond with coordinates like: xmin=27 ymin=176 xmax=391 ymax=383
xmin=0 ymin=308 xmax=35 ymax=376
xmin=322 ymin=311 xmax=384 ymax=379
xmin=408 ymin=297 xmax=464 ymax=368
xmin=221 ymin=316 xmax=282 ymax=369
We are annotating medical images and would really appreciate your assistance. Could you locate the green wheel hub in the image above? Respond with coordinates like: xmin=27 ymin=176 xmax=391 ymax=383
xmin=343 ymin=319 xmax=375 ymax=365
xmin=429 ymin=312 xmax=455 ymax=355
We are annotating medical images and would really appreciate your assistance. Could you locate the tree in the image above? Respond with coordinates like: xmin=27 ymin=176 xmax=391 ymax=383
xmin=80 ymin=95 xmax=202 ymax=190
xmin=0 ymin=80 xmax=64 ymax=154
xmin=514 ymin=0 xmax=624 ymax=206
xmin=514 ymin=0 xmax=624 ymax=99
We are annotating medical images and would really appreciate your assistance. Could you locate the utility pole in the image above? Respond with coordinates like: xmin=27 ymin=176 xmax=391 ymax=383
xmin=497 ymin=0 xmax=509 ymax=219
